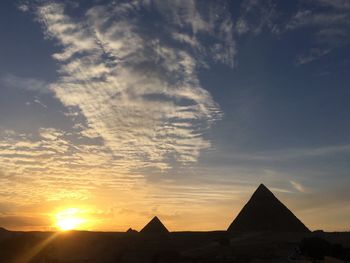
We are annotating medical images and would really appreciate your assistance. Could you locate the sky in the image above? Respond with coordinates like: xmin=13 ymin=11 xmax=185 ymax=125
xmin=0 ymin=0 xmax=349 ymax=232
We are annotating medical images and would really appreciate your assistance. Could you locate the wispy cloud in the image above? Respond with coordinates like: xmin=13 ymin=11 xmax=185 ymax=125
xmin=32 ymin=1 xmax=234 ymax=170
xmin=233 ymin=0 xmax=350 ymax=64
xmin=315 ymin=0 xmax=350 ymax=10
xmin=290 ymin=180 xmax=306 ymax=193
xmin=33 ymin=98 xmax=48 ymax=108
xmin=234 ymin=0 xmax=280 ymax=35
xmin=286 ymin=1 xmax=350 ymax=64
xmin=0 ymin=128 xmax=143 ymax=203
xmin=217 ymin=143 xmax=350 ymax=163
xmin=0 ymin=73 xmax=50 ymax=93
xmin=286 ymin=10 xmax=349 ymax=30
xmin=296 ymin=48 xmax=331 ymax=65
xmin=17 ymin=2 xmax=29 ymax=12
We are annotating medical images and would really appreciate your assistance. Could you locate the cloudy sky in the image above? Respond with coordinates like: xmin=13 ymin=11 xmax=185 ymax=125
xmin=0 ymin=0 xmax=349 ymax=231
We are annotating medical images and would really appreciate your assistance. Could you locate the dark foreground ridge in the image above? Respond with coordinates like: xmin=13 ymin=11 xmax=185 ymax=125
xmin=228 ymin=183 xmax=310 ymax=233
xmin=140 ymin=216 xmax=169 ymax=233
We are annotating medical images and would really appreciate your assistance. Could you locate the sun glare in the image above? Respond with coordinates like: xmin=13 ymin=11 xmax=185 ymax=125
xmin=55 ymin=208 xmax=86 ymax=231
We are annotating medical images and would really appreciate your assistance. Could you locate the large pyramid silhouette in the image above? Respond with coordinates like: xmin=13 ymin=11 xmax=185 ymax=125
xmin=140 ymin=216 xmax=169 ymax=233
xmin=228 ymin=184 xmax=309 ymax=233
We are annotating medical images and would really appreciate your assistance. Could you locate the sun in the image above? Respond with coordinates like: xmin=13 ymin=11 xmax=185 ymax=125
xmin=55 ymin=208 xmax=86 ymax=231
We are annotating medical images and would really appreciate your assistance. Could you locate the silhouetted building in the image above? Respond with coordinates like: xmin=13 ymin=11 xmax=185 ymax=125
xmin=228 ymin=184 xmax=310 ymax=233
xmin=140 ymin=216 xmax=169 ymax=233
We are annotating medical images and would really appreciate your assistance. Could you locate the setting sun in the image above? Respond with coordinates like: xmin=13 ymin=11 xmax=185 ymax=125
xmin=55 ymin=208 xmax=86 ymax=231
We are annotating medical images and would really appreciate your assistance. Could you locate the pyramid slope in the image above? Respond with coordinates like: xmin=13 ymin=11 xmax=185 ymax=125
xmin=228 ymin=184 xmax=310 ymax=233
xmin=140 ymin=216 xmax=169 ymax=233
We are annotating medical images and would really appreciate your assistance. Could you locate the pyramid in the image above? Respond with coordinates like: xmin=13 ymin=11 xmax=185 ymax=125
xmin=228 ymin=184 xmax=310 ymax=233
xmin=126 ymin=228 xmax=138 ymax=233
xmin=140 ymin=216 xmax=169 ymax=233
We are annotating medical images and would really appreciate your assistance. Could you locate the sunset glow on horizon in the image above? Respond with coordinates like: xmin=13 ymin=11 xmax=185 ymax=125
xmin=54 ymin=208 xmax=87 ymax=231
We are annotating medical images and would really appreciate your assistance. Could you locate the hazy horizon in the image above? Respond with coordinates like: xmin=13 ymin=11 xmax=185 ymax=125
xmin=0 ymin=0 xmax=350 ymax=232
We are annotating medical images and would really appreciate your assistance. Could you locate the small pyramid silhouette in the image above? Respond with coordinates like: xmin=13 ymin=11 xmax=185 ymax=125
xmin=126 ymin=228 xmax=138 ymax=233
xmin=140 ymin=216 xmax=169 ymax=233
xmin=228 ymin=184 xmax=310 ymax=233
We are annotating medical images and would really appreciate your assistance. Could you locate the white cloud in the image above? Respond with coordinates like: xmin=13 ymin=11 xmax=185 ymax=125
xmin=233 ymin=0 xmax=349 ymax=64
xmin=0 ymin=74 xmax=50 ymax=93
xmin=235 ymin=0 xmax=280 ymax=36
xmin=286 ymin=4 xmax=350 ymax=64
xmin=315 ymin=0 xmax=350 ymax=10
xmin=287 ymin=10 xmax=349 ymax=30
xmin=18 ymin=4 xmax=29 ymax=12
xmin=232 ymin=144 xmax=350 ymax=162
xmin=172 ymin=32 xmax=201 ymax=48
xmin=290 ymin=180 xmax=306 ymax=193
xmin=150 ymin=0 xmax=236 ymax=66
xmin=0 ymin=128 xmax=144 ymax=203
xmin=34 ymin=1 xmax=234 ymax=170
xmin=236 ymin=19 xmax=250 ymax=35
xmin=152 ymin=0 xmax=209 ymax=34
xmin=34 ymin=98 xmax=48 ymax=108
xmin=296 ymin=48 xmax=331 ymax=65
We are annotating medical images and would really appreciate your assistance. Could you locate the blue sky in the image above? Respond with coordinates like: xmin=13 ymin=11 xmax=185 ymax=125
xmin=0 ymin=0 xmax=350 ymax=231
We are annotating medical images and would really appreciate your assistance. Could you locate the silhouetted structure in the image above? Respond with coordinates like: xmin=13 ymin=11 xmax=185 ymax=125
xmin=140 ymin=216 xmax=169 ymax=233
xmin=126 ymin=228 xmax=138 ymax=233
xmin=228 ymin=184 xmax=310 ymax=233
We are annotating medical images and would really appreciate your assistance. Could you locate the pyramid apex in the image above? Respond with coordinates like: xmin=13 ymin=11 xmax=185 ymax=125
xmin=257 ymin=183 xmax=269 ymax=191
xmin=150 ymin=216 xmax=162 ymax=223
xmin=252 ymin=183 xmax=274 ymax=197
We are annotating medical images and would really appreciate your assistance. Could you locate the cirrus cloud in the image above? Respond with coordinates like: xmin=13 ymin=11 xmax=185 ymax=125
xmin=34 ymin=1 xmax=235 ymax=170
